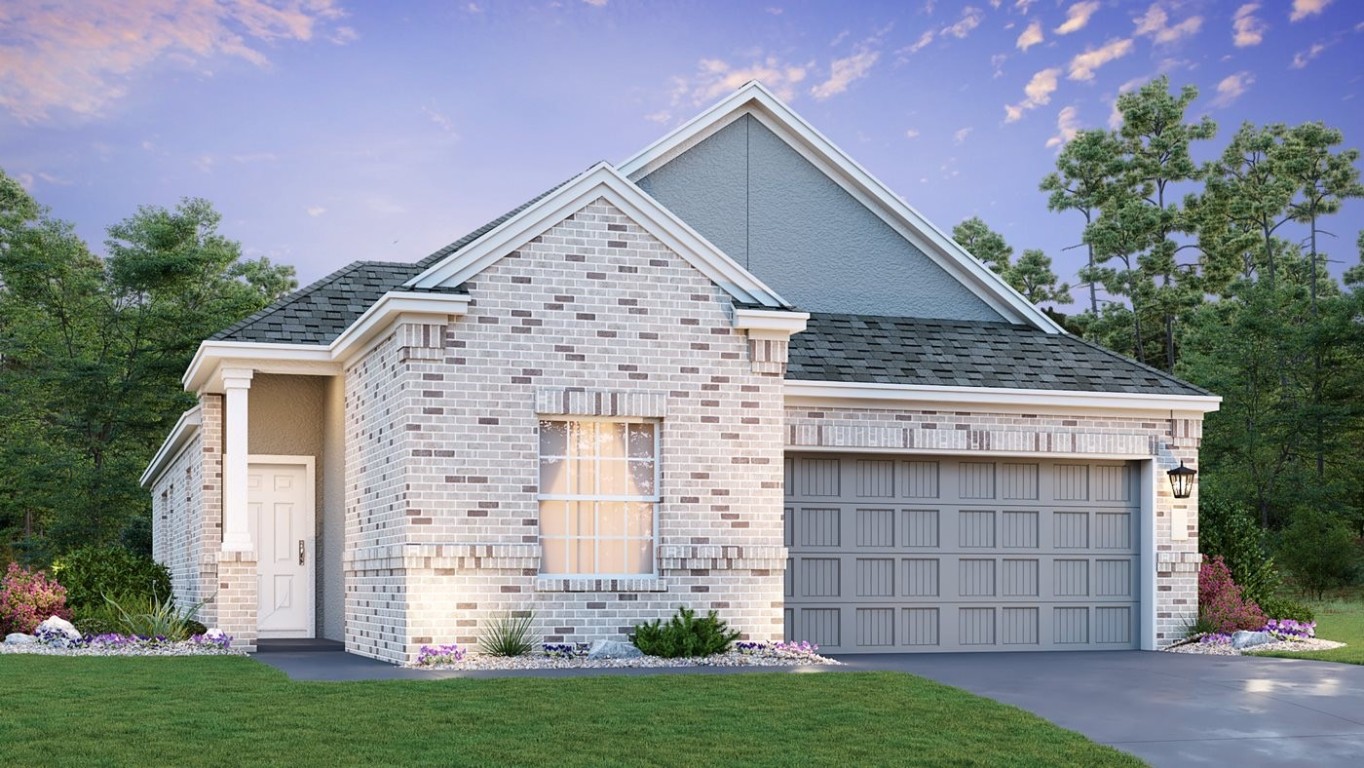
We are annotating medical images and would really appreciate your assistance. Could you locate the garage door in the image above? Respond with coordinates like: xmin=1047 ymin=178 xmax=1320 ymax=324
xmin=784 ymin=455 xmax=1141 ymax=653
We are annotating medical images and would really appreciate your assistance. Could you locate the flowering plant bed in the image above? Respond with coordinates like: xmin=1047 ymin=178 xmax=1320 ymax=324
xmin=1 ymin=629 xmax=239 ymax=657
xmin=411 ymin=639 xmax=837 ymax=670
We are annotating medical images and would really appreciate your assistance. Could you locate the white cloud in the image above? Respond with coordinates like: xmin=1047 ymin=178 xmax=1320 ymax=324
xmin=657 ymin=54 xmax=810 ymax=122
xmin=306 ymin=205 xmax=326 ymax=217
xmin=1016 ymin=20 xmax=1043 ymax=51
xmin=942 ymin=6 xmax=984 ymax=39
xmin=811 ymin=47 xmax=880 ymax=100
xmin=1211 ymin=71 xmax=1254 ymax=106
xmin=422 ymin=105 xmax=457 ymax=134
xmin=1290 ymin=0 xmax=1332 ymax=22
xmin=954 ymin=126 xmax=973 ymax=144
xmin=0 ymin=0 xmax=351 ymax=123
xmin=193 ymin=154 xmax=216 ymax=173
xmin=1233 ymin=4 xmax=1267 ymax=46
xmin=991 ymin=53 xmax=1008 ymax=77
xmin=1004 ymin=66 xmax=1061 ymax=122
xmin=1046 ymin=105 xmax=1080 ymax=148
xmin=901 ymin=30 xmax=936 ymax=56
xmin=1133 ymin=4 xmax=1203 ymax=44
xmin=1068 ymin=38 xmax=1135 ymax=80
xmin=1291 ymin=41 xmax=1328 ymax=68
xmin=905 ymin=128 xmax=921 ymax=139
xmin=1055 ymin=1 xmax=1100 ymax=35
xmin=1015 ymin=0 xmax=1038 ymax=11
xmin=582 ymin=0 xmax=608 ymax=7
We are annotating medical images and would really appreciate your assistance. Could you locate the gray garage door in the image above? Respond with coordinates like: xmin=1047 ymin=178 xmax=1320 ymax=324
xmin=784 ymin=455 xmax=1141 ymax=653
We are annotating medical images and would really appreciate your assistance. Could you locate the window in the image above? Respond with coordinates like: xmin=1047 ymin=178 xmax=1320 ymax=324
xmin=538 ymin=419 xmax=657 ymax=575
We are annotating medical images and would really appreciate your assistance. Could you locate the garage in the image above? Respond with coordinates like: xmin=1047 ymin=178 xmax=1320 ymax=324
xmin=784 ymin=454 xmax=1142 ymax=653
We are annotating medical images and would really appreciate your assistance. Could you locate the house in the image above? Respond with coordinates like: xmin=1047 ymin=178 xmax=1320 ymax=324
xmin=142 ymin=83 xmax=1218 ymax=664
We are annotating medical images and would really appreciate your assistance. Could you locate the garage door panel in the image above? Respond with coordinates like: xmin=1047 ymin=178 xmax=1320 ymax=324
xmin=786 ymin=454 xmax=1141 ymax=653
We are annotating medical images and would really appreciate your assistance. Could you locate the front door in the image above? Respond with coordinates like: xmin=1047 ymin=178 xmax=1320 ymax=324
xmin=248 ymin=458 xmax=315 ymax=638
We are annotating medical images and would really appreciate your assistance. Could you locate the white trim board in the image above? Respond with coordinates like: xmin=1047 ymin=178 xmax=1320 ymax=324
xmin=404 ymin=163 xmax=791 ymax=310
xmin=784 ymin=379 xmax=1221 ymax=416
xmin=182 ymin=291 xmax=471 ymax=394
xmin=617 ymin=81 xmax=1064 ymax=334
xmin=140 ymin=407 xmax=202 ymax=487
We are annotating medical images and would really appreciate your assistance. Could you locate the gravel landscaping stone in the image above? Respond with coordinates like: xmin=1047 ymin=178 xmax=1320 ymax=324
xmin=0 ymin=641 xmax=244 ymax=658
xmin=412 ymin=648 xmax=840 ymax=671
xmin=1165 ymin=637 xmax=1346 ymax=655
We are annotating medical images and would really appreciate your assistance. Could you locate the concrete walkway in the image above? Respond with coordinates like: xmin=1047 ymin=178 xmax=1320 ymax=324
xmin=254 ymin=648 xmax=1364 ymax=767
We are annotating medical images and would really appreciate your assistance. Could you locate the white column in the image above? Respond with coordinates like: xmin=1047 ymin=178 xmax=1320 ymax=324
xmin=221 ymin=367 xmax=254 ymax=553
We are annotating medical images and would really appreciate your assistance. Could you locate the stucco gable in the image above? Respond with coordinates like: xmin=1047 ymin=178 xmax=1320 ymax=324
xmin=620 ymin=82 xmax=1064 ymax=333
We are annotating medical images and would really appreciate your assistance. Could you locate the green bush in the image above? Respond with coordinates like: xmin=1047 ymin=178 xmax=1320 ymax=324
xmin=1256 ymin=595 xmax=1315 ymax=623
xmin=479 ymin=611 xmax=535 ymax=657
xmin=50 ymin=546 xmax=171 ymax=610
xmin=631 ymin=606 xmax=741 ymax=658
xmin=70 ymin=604 xmax=124 ymax=636
xmin=101 ymin=592 xmax=204 ymax=641
xmin=1199 ymin=494 xmax=1280 ymax=605
xmin=1278 ymin=508 xmax=1361 ymax=601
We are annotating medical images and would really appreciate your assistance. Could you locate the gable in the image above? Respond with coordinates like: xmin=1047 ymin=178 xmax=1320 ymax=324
xmin=637 ymin=115 xmax=1003 ymax=321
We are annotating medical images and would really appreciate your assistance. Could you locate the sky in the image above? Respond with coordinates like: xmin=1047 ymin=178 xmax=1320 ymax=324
xmin=3 ymin=0 xmax=1362 ymax=309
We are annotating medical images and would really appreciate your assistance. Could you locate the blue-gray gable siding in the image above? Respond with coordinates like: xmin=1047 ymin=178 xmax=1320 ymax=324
xmin=637 ymin=115 xmax=1004 ymax=321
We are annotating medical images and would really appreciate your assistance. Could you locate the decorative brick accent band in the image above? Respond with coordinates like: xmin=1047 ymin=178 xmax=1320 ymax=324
xmin=658 ymin=544 xmax=787 ymax=570
xmin=398 ymin=321 xmax=448 ymax=363
xmin=533 ymin=577 xmax=670 ymax=593
xmin=748 ymin=337 xmax=790 ymax=376
xmin=345 ymin=543 xmax=539 ymax=571
xmin=1157 ymin=551 xmax=1204 ymax=574
xmin=534 ymin=387 xmax=668 ymax=418
xmin=788 ymin=420 xmax=1159 ymax=455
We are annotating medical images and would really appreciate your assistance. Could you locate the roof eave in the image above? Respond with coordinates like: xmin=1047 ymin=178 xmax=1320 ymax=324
xmin=784 ymin=379 xmax=1222 ymax=415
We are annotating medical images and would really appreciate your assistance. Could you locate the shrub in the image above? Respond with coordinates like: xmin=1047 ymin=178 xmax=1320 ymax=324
xmin=631 ymin=606 xmax=741 ymax=658
xmin=101 ymin=592 xmax=204 ymax=642
xmin=1277 ymin=508 xmax=1361 ymax=600
xmin=50 ymin=546 xmax=171 ymax=610
xmin=478 ymin=611 xmax=535 ymax=657
xmin=1198 ymin=494 xmax=1280 ymax=605
xmin=1198 ymin=555 xmax=1266 ymax=634
xmin=0 ymin=562 xmax=72 ymax=635
xmin=1256 ymin=595 xmax=1315 ymax=623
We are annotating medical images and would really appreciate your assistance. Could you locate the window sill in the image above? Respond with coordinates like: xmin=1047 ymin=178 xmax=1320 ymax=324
xmin=534 ymin=576 xmax=669 ymax=593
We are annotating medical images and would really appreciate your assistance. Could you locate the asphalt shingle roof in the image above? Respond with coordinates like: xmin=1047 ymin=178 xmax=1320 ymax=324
xmin=786 ymin=312 xmax=1210 ymax=397
xmin=213 ymin=183 xmax=568 ymax=345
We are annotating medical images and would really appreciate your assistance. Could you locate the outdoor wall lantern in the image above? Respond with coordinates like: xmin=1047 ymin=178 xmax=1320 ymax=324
xmin=1167 ymin=461 xmax=1197 ymax=499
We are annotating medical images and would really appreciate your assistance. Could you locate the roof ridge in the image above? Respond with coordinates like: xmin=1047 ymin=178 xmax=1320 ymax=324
xmin=210 ymin=260 xmax=371 ymax=341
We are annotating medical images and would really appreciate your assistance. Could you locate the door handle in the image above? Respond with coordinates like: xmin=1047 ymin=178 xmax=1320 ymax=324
xmin=299 ymin=540 xmax=305 ymax=566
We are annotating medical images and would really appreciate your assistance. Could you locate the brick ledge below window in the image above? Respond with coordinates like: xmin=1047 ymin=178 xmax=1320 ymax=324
xmin=534 ymin=577 xmax=669 ymax=593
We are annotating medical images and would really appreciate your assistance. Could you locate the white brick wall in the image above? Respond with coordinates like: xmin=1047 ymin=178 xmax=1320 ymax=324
xmin=340 ymin=197 xmax=788 ymax=664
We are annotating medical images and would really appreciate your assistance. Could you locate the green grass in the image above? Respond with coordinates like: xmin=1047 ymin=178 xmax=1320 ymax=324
xmin=1253 ymin=594 xmax=1364 ymax=665
xmin=0 ymin=656 xmax=1142 ymax=767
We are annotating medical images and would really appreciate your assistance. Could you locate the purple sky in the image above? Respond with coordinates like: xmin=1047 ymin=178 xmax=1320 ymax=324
xmin=4 ymin=0 xmax=1362 ymax=308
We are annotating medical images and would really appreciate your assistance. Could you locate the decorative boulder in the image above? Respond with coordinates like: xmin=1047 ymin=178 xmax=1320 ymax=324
xmin=34 ymin=616 xmax=82 ymax=646
xmin=4 ymin=632 xmax=36 ymax=645
xmin=1231 ymin=630 xmax=1274 ymax=650
xmin=587 ymin=640 xmax=644 ymax=660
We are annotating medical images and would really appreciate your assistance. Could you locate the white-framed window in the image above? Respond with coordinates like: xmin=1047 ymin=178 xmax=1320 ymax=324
xmin=538 ymin=419 xmax=658 ymax=576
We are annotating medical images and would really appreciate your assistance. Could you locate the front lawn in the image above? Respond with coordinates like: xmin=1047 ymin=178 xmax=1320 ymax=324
xmin=1253 ymin=596 xmax=1364 ymax=665
xmin=0 ymin=656 xmax=1141 ymax=767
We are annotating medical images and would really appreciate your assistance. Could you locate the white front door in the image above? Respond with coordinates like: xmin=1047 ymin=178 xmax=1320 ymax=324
xmin=248 ymin=458 xmax=315 ymax=638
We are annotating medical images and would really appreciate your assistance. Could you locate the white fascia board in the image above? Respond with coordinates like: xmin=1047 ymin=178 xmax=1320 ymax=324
xmin=140 ymin=407 xmax=202 ymax=487
xmin=733 ymin=308 xmax=809 ymax=335
xmin=404 ymin=163 xmax=791 ymax=309
xmin=183 ymin=292 xmax=470 ymax=393
xmin=784 ymin=379 xmax=1222 ymax=415
xmin=330 ymin=291 xmax=470 ymax=363
xmin=618 ymin=83 xmax=1065 ymax=334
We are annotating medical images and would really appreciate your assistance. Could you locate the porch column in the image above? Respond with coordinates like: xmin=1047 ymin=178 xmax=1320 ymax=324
xmin=221 ymin=367 xmax=254 ymax=552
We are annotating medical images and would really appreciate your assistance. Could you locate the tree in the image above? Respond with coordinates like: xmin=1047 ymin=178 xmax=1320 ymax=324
xmin=0 ymin=179 xmax=298 ymax=560
xmin=1041 ymin=129 xmax=1125 ymax=314
xmin=952 ymin=216 xmax=1013 ymax=274
xmin=1094 ymin=76 xmax=1216 ymax=372
xmin=1011 ymin=249 xmax=1072 ymax=306
xmin=1198 ymin=122 xmax=1298 ymax=289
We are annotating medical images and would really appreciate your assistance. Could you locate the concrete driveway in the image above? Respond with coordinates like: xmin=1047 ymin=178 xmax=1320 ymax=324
xmin=837 ymin=651 xmax=1364 ymax=767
